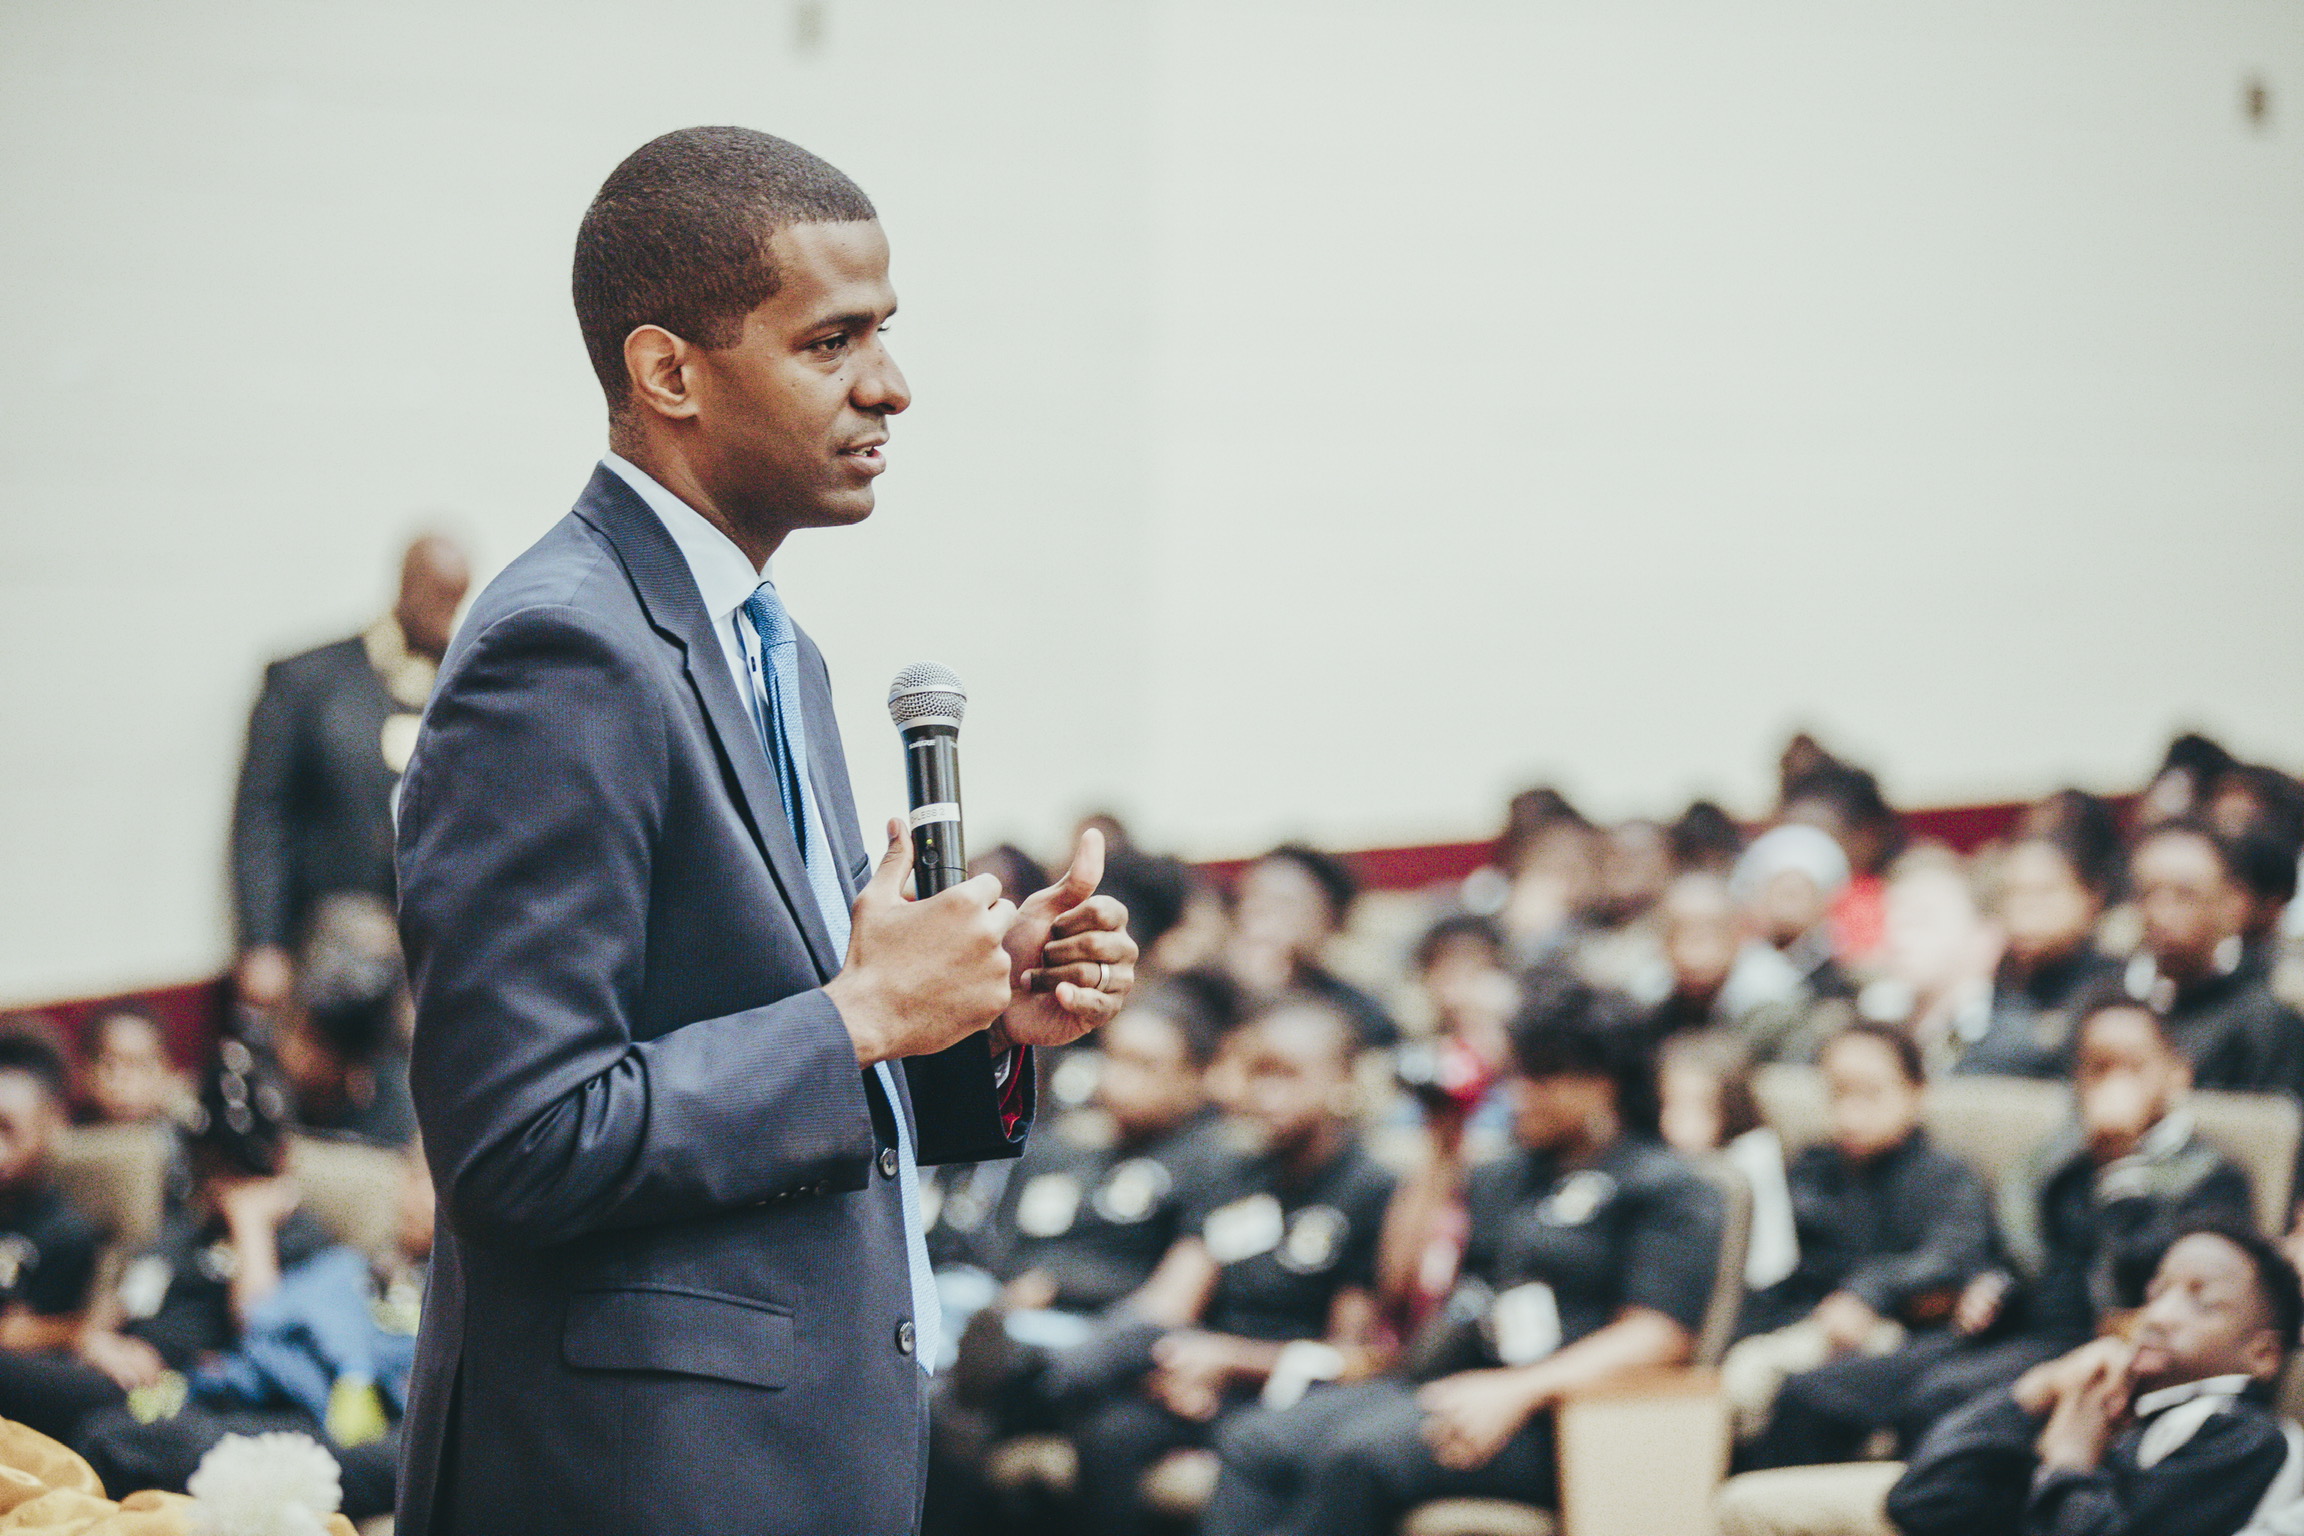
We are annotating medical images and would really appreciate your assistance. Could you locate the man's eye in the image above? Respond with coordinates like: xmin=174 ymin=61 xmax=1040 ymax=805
xmin=813 ymin=334 xmax=849 ymax=355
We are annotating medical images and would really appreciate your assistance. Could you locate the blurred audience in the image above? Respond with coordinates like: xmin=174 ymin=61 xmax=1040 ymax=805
xmin=76 ymin=1010 xmax=187 ymax=1129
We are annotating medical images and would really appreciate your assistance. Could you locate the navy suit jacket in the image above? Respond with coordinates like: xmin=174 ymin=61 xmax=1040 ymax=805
xmin=394 ymin=466 xmax=1030 ymax=1535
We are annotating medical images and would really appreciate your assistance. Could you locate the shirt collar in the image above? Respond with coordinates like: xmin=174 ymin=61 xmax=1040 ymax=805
xmin=2134 ymin=1373 xmax=2255 ymax=1419
xmin=602 ymin=453 xmax=766 ymax=626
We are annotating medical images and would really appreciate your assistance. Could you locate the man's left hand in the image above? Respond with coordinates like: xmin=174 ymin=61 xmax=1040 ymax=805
xmin=1418 ymin=1368 xmax=1547 ymax=1471
xmin=996 ymin=828 xmax=1137 ymax=1050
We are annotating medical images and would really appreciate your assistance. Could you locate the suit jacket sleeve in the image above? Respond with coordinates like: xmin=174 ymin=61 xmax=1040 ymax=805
xmin=398 ymin=602 xmax=875 ymax=1250
xmin=232 ymin=659 xmax=300 ymax=951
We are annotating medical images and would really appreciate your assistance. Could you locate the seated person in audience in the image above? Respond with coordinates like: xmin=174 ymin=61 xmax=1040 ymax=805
xmin=0 ymin=1030 xmax=109 ymax=1441
xmin=1721 ymin=826 xmax=1860 ymax=1061
xmin=1864 ymin=849 xmax=2001 ymax=1073
xmin=1396 ymin=914 xmax=1518 ymax=1140
xmin=922 ymin=975 xmax=1243 ymax=1532
xmin=2205 ymin=764 xmax=2304 ymax=968
xmin=1671 ymin=799 xmax=1748 ymax=879
xmin=1883 ymin=1221 xmax=2301 ymax=1536
xmin=2125 ymin=819 xmax=2304 ymax=1096
xmin=1574 ymin=820 xmax=1674 ymax=993
xmin=1641 ymin=873 xmax=1748 ymax=1041
xmin=275 ymin=894 xmax=417 ymax=1147
xmin=1059 ymin=999 xmax=1394 ymax=1536
xmin=1656 ymin=1031 xmax=1799 ymax=1302
xmin=1224 ymin=845 xmax=1400 ymax=1048
xmin=1723 ymin=1024 xmax=1991 ymax=1446
xmin=1197 ymin=979 xmax=1725 ymax=1536
xmin=1493 ymin=797 xmax=1602 ymax=971
xmin=1745 ymin=990 xmax=2255 ymax=1470
xmin=969 ymin=972 xmax=1244 ymax=1339
xmin=1955 ymin=802 xmax=2126 ymax=1078
xmin=1781 ymin=761 xmax=1904 ymax=969
xmin=77 ymin=1009 xmax=188 ymax=1127
xmin=73 ymin=1052 xmax=402 ymax=1521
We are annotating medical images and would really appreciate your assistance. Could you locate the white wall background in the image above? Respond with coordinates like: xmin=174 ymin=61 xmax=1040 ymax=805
xmin=2 ymin=0 xmax=2300 ymax=1002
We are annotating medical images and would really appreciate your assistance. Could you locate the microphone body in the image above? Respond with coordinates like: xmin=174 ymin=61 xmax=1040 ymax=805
xmin=902 ymin=725 xmax=965 ymax=897
xmin=887 ymin=663 xmax=969 ymax=899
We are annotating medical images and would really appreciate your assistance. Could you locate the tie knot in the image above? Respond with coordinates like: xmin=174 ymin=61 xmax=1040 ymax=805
xmin=742 ymin=583 xmax=793 ymax=651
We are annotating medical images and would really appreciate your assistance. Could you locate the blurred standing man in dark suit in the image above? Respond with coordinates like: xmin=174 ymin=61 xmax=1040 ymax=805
xmin=231 ymin=536 xmax=470 ymax=1009
xmin=392 ymin=127 xmax=1139 ymax=1536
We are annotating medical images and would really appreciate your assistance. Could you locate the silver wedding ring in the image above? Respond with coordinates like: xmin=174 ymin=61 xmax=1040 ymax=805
xmin=1096 ymin=962 xmax=1111 ymax=993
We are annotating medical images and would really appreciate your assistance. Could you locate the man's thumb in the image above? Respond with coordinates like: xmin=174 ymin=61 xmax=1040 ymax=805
xmin=1048 ymin=826 xmax=1106 ymax=907
xmin=861 ymin=817 xmax=915 ymax=906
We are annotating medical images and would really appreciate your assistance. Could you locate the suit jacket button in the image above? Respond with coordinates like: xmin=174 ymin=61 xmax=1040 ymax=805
xmin=896 ymin=1319 xmax=916 ymax=1356
xmin=879 ymin=1147 xmax=900 ymax=1180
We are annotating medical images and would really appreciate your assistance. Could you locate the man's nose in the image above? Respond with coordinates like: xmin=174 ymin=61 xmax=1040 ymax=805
xmin=855 ymin=342 xmax=911 ymax=416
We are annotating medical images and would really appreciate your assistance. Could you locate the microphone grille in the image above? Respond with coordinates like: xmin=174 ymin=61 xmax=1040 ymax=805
xmin=887 ymin=662 xmax=967 ymax=731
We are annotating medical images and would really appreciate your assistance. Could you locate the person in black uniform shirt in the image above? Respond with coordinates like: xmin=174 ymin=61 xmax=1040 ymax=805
xmin=1746 ymin=990 xmax=2256 ymax=1471
xmin=2123 ymin=819 xmax=2304 ymax=1097
xmin=1954 ymin=803 xmax=2126 ymax=1078
xmin=1199 ymin=978 xmax=1726 ymax=1536
xmin=1884 ymin=1221 xmax=2303 ymax=1536
xmin=980 ymin=972 xmax=1242 ymax=1317
xmin=1060 ymin=998 xmax=1395 ymax=1536
xmin=0 ymin=1029 xmax=108 ymax=1442
xmin=922 ymin=973 xmax=1243 ymax=1534
xmin=1223 ymin=846 xmax=1402 ymax=1048
xmin=230 ymin=534 xmax=470 ymax=1011
xmin=1723 ymin=1024 xmax=1992 ymax=1444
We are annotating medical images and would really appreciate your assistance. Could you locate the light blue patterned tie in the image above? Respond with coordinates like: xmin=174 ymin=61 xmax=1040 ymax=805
xmin=742 ymin=580 xmax=941 ymax=1375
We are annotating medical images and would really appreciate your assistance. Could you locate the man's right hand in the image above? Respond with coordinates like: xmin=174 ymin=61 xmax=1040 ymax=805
xmin=826 ymin=819 xmax=1018 ymax=1068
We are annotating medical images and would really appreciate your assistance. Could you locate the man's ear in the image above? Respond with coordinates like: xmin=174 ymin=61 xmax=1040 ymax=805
xmin=623 ymin=324 xmax=701 ymax=422
xmin=2244 ymin=1328 xmax=2286 ymax=1383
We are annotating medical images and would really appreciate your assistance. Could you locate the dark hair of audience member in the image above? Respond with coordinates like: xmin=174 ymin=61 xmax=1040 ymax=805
xmin=1823 ymin=1020 xmax=1926 ymax=1088
xmin=1783 ymin=761 xmax=1906 ymax=876
xmin=1257 ymin=843 xmax=1360 ymax=929
xmin=1507 ymin=973 xmax=1659 ymax=1137
xmin=1499 ymin=787 xmax=1592 ymax=871
xmin=1140 ymin=968 xmax=1247 ymax=1068
xmin=1413 ymin=913 xmax=1508 ymax=976
xmin=968 ymin=843 xmax=1049 ymax=906
xmin=299 ymin=951 xmax=403 ymax=1065
xmin=2068 ymin=977 xmax=2180 ymax=1053
xmin=2167 ymin=1217 xmax=2304 ymax=1360
xmin=0 ymin=1025 xmax=71 ymax=1107
xmin=2159 ymin=732 xmax=2237 ymax=798
xmin=1655 ymin=1030 xmax=1764 ymax=1144
xmin=572 ymin=126 xmax=879 ymax=410
xmin=2014 ymin=788 xmax=2127 ymax=896
xmin=1668 ymin=800 xmax=1746 ymax=875
xmin=1101 ymin=847 xmax=1191 ymax=951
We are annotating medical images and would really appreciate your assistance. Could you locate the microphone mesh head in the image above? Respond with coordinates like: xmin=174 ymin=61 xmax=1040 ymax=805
xmin=887 ymin=662 xmax=967 ymax=732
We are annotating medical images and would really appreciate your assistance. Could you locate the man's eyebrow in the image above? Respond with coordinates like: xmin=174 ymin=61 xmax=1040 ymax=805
xmin=806 ymin=306 xmax=895 ymax=334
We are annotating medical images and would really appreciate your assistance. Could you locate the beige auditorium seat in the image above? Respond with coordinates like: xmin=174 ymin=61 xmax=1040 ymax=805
xmin=1755 ymin=1066 xmax=2299 ymax=1237
xmin=50 ymin=1122 xmax=173 ymax=1304
xmin=50 ymin=1124 xmax=172 ymax=1256
xmin=1403 ymin=1157 xmax=1752 ymax=1536
xmin=285 ymin=1136 xmax=409 ymax=1261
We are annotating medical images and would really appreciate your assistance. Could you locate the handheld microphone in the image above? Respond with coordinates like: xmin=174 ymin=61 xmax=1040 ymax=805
xmin=886 ymin=663 xmax=968 ymax=898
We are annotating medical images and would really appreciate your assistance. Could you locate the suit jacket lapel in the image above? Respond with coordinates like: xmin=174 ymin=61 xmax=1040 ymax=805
xmin=571 ymin=466 xmax=842 ymax=981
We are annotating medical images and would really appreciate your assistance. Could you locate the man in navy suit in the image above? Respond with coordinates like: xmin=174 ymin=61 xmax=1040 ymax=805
xmin=393 ymin=127 xmax=1139 ymax=1535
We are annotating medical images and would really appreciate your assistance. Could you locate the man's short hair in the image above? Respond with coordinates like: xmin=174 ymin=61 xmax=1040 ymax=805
xmin=573 ymin=126 xmax=877 ymax=410
xmin=1256 ymin=844 xmax=1360 ymax=928
xmin=0 ymin=1024 xmax=69 ymax=1106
